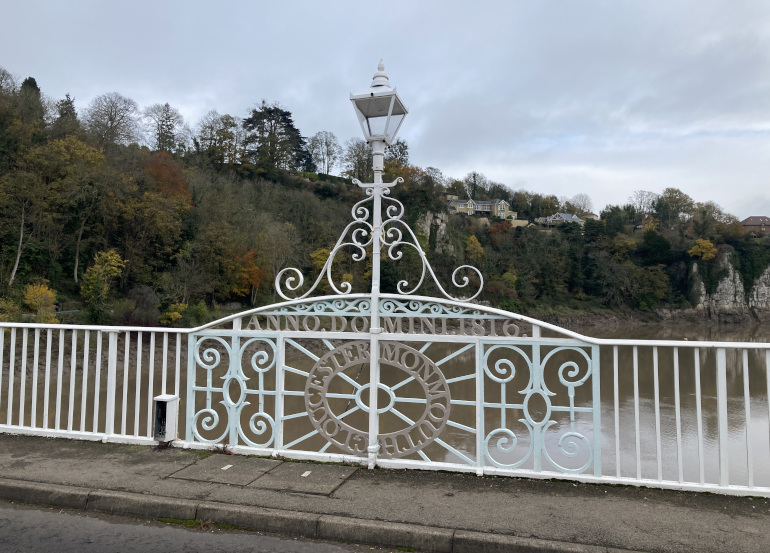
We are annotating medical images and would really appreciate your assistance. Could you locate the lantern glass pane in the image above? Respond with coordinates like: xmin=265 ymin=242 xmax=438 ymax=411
xmin=367 ymin=114 xmax=388 ymax=137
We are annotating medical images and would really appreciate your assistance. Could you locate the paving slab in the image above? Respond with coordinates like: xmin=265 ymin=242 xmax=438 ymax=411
xmin=169 ymin=454 xmax=281 ymax=486
xmin=1 ymin=434 xmax=770 ymax=553
xmin=249 ymin=461 xmax=358 ymax=495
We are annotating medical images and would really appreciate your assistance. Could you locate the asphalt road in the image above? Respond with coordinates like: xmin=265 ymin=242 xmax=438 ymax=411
xmin=0 ymin=501 xmax=395 ymax=553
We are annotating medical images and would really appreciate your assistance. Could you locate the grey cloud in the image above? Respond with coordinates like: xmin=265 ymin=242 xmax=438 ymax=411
xmin=2 ymin=0 xmax=768 ymax=217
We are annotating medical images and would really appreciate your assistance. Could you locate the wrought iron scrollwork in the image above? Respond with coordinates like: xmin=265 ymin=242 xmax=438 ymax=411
xmin=274 ymin=177 xmax=483 ymax=301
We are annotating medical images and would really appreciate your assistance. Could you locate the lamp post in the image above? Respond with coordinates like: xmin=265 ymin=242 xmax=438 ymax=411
xmin=350 ymin=59 xmax=409 ymax=185
xmin=350 ymin=60 xmax=408 ymax=468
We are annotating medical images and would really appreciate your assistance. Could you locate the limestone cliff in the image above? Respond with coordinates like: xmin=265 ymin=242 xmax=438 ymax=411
xmin=691 ymin=258 xmax=770 ymax=321
xmin=414 ymin=211 xmax=453 ymax=255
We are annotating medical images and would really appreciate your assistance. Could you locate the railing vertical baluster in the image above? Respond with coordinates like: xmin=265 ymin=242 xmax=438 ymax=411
xmin=633 ymin=346 xmax=641 ymax=480
xmin=695 ymin=348 xmax=704 ymax=484
xmin=766 ymin=350 xmax=770 ymax=476
xmin=716 ymin=347 xmax=729 ymax=487
xmin=67 ymin=330 xmax=77 ymax=432
xmin=174 ymin=333 xmax=181 ymax=397
xmin=146 ymin=333 xmax=156 ymax=437
xmin=19 ymin=328 xmax=28 ymax=426
xmin=674 ymin=347 xmax=683 ymax=484
xmin=742 ymin=349 xmax=753 ymax=488
xmin=55 ymin=330 xmax=64 ymax=430
xmin=274 ymin=336 xmax=285 ymax=454
xmin=134 ymin=332 xmax=142 ymax=436
xmin=653 ymin=346 xmax=661 ymax=481
xmin=105 ymin=332 xmax=118 ymax=439
xmin=43 ymin=329 xmax=52 ymax=429
xmin=613 ymin=346 xmax=620 ymax=478
xmin=0 ymin=328 xmax=4 ymax=424
xmin=185 ymin=333 xmax=195 ymax=442
xmin=92 ymin=331 xmax=102 ymax=433
xmin=31 ymin=329 xmax=40 ymax=427
xmin=161 ymin=332 xmax=168 ymax=395
xmin=592 ymin=345 xmax=601 ymax=477
xmin=475 ymin=340 xmax=484 ymax=476
xmin=80 ymin=330 xmax=90 ymax=432
xmin=121 ymin=332 xmax=130 ymax=436
xmin=7 ymin=328 xmax=15 ymax=425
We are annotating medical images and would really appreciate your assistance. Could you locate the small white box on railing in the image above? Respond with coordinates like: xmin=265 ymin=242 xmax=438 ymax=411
xmin=153 ymin=394 xmax=179 ymax=443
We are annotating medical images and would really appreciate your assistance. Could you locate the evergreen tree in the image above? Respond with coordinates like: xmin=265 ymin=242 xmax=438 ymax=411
xmin=51 ymin=93 xmax=81 ymax=139
xmin=242 ymin=101 xmax=312 ymax=171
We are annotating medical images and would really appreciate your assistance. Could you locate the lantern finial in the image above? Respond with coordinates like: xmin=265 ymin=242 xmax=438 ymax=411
xmin=371 ymin=60 xmax=390 ymax=88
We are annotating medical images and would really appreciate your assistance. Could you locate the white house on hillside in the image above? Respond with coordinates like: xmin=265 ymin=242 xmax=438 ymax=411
xmin=535 ymin=213 xmax=585 ymax=226
xmin=447 ymin=198 xmax=514 ymax=219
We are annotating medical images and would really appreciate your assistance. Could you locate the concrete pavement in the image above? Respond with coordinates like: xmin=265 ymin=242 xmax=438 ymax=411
xmin=0 ymin=434 xmax=767 ymax=552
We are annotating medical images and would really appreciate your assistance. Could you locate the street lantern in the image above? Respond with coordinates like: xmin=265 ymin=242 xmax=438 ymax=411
xmin=350 ymin=60 xmax=408 ymax=183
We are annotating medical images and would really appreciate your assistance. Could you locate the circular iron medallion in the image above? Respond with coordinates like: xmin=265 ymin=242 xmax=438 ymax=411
xmin=304 ymin=340 xmax=451 ymax=459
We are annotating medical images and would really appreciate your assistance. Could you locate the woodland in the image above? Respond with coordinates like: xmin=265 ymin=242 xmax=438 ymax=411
xmin=1 ymin=66 xmax=769 ymax=326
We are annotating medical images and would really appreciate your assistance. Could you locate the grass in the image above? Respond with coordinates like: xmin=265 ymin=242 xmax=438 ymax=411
xmin=157 ymin=517 xmax=241 ymax=531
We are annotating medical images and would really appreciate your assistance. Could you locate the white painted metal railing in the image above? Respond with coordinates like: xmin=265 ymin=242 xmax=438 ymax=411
xmin=0 ymin=323 xmax=184 ymax=445
xmin=2 ymin=303 xmax=768 ymax=497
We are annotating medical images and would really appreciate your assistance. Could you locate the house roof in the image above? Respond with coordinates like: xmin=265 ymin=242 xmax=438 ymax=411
xmin=552 ymin=213 xmax=584 ymax=223
xmin=474 ymin=199 xmax=508 ymax=206
xmin=741 ymin=216 xmax=770 ymax=226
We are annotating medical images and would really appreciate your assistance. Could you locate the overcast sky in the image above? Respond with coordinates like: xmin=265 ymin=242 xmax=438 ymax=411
xmin=2 ymin=0 xmax=769 ymax=218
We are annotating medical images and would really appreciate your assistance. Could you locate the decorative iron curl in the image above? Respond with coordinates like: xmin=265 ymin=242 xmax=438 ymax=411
xmin=238 ymin=412 xmax=276 ymax=448
xmin=194 ymin=337 xmax=231 ymax=370
xmin=237 ymin=338 xmax=276 ymax=374
xmin=275 ymin=218 xmax=374 ymax=300
xmin=482 ymin=345 xmax=531 ymax=384
xmin=483 ymin=426 xmax=533 ymax=469
xmin=191 ymin=408 xmax=229 ymax=444
xmin=539 ymin=347 xmax=592 ymax=396
xmin=542 ymin=425 xmax=593 ymax=474
xmin=275 ymin=175 xmax=483 ymax=302
xmin=381 ymin=218 xmax=484 ymax=301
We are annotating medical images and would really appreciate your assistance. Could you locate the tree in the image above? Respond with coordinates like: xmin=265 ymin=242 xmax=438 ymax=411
xmin=628 ymin=190 xmax=659 ymax=217
xmin=341 ymin=138 xmax=373 ymax=181
xmin=0 ymin=170 xmax=47 ymax=286
xmin=195 ymin=110 xmax=246 ymax=168
xmin=689 ymin=239 xmax=717 ymax=261
xmin=143 ymin=102 xmax=184 ymax=153
xmin=256 ymin=222 xmax=300 ymax=301
xmin=23 ymin=282 xmax=58 ymax=323
xmin=50 ymin=93 xmax=81 ymax=139
xmin=465 ymin=235 xmax=484 ymax=262
xmin=637 ymin=230 xmax=672 ymax=266
xmin=463 ymin=171 xmax=489 ymax=201
xmin=423 ymin=167 xmax=445 ymax=189
xmin=143 ymin=152 xmax=190 ymax=202
xmin=81 ymin=249 xmax=125 ymax=323
xmin=654 ymin=188 xmax=695 ymax=231
xmin=385 ymin=138 xmax=409 ymax=167
xmin=242 ymin=101 xmax=312 ymax=171
xmin=18 ymin=77 xmax=45 ymax=126
xmin=308 ymin=131 xmax=341 ymax=174
xmin=83 ymin=92 xmax=140 ymax=148
xmin=570 ymin=193 xmax=593 ymax=215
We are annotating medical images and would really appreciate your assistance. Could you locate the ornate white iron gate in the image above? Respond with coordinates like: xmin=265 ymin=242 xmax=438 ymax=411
xmin=186 ymin=174 xmax=601 ymax=477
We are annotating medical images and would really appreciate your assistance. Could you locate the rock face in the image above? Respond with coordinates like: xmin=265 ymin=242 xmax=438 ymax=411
xmin=414 ymin=211 xmax=453 ymax=255
xmin=692 ymin=258 xmax=770 ymax=321
xmin=750 ymin=266 xmax=770 ymax=310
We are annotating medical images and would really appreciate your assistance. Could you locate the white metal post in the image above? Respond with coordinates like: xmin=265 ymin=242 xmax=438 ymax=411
xmin=104 ymin=331 xmax=118 ymax=440
xmin=716 ymin=347 xmax=729 ymax=486
xmin=367 ymin=139 xmax=386 ymax=469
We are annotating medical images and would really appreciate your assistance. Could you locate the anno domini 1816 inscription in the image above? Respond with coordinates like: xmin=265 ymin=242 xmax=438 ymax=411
xmin=245 ymin=314 xmax=521 ymax=337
